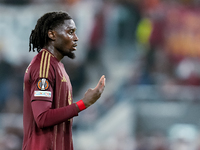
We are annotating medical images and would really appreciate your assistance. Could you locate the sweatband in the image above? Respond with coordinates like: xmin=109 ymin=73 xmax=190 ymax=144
xmin=76 ymin=100 xmax=86 ymax=111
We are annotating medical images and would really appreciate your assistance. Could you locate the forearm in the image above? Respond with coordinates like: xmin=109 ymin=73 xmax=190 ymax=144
xmin=32 ymin=101 xmax=78 ymax=128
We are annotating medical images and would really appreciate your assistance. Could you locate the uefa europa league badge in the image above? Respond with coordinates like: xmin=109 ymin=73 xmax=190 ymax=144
xmin=37 ymin=78 xmax=49 ymax=90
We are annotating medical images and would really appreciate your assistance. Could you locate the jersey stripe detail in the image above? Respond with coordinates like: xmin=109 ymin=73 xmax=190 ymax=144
xmin=43 ymin=52 xmax=49 ymax=77
xmin=39 ymin=50 xmax=51 ymax=78
xmin=46 ymin=54 xmax=51 ymax=78
xmin=40 ymin=51 xmax=45 ymax=78
xmin=54 ymin=125 xmax=58 ymax=150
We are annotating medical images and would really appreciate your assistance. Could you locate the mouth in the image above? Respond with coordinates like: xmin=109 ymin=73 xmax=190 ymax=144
xmin=72 ymin=43 xmax=77 ymax=51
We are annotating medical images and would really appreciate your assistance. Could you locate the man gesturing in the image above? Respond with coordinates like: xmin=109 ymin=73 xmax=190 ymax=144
xmin=22 ymin=11 xmax=105 ymax=150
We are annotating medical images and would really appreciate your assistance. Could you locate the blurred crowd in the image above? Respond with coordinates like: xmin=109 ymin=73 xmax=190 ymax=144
xmin=1 ymin=0 xmax=200 ymax=149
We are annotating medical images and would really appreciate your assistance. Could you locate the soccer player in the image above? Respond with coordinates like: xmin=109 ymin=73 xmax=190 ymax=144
xmin=22 ymin=11 xmax=106 ymax=150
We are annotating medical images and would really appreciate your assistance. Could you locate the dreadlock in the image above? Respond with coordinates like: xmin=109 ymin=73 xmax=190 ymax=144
xmin=29 ymin=11 xmax=72 ymax=53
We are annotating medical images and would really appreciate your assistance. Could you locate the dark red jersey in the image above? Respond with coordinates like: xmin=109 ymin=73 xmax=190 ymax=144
xmin=23 ymin=49 xmax=78 ymax=150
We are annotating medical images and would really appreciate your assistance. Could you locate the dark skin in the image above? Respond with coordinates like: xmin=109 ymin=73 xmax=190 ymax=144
xmin=43 ymin=19 xmax=106 ymax=111
xmin=44 ymin=19 xmax=78 ymax=61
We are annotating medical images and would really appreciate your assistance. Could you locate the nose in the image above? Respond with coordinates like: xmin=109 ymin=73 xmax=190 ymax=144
xmin=74 ymin=34 xmax=79 ymax=41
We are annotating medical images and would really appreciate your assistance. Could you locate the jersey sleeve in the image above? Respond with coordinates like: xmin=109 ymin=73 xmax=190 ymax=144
xmin=31 ymin=101 xmax=78 ymax=128
xmin=30 ymin=53 xmax=55 ymax=102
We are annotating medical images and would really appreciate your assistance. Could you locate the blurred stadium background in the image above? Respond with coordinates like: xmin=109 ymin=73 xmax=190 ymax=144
xmin=1 ymin=0 xmax=200 ymax=149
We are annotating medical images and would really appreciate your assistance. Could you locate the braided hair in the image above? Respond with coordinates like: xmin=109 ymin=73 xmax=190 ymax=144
xmin=29 ymin=11 xmax=72 ymax=53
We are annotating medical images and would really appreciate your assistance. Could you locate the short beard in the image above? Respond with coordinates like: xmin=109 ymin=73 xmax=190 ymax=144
xmin=57 ymin=48 xmax=75 ymax=59
xmin=66 ymin=52 xmax=75 ymax=59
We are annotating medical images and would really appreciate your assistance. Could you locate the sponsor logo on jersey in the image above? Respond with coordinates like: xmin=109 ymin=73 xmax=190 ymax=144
xmin=34 ymin=91 xmax=51 ymax=97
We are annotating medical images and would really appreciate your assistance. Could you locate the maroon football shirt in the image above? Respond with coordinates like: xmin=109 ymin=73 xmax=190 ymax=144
xmin=23 ymin=49 xmax=79 ymax=150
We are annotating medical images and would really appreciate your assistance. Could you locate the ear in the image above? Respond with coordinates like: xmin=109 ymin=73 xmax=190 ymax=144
xmin=48 ymin=30 xmax=56 ymax=41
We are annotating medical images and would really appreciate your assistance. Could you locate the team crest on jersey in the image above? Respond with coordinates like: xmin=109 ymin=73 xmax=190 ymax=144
xmin=37 ymin=78 xmax=49 ymax=91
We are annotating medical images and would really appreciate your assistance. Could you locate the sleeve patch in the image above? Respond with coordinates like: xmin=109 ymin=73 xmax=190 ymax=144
xmin=37 ymin=78 xmax=49 ymax=90
xmin=34 ymin=91 xmax=52 ymax=97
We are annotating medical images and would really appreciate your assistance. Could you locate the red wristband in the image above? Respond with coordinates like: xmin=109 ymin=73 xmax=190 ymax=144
xmin=76 ymin=100 xmax=86 ymax=111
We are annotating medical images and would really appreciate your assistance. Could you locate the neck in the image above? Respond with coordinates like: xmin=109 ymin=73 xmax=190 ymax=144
xmin=43 ymin=45 xmax=64 ymax=61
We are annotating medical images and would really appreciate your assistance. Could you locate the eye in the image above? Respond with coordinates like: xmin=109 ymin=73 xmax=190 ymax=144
xmin=69 ymin=29 xmax=74 ymax=35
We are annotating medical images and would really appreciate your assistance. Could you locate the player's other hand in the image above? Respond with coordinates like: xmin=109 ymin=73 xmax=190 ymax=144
xmin=82 ymin=75 xmax=106 ymax=108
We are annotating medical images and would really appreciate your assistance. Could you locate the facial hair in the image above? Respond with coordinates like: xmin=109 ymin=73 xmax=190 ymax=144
xmin=66 ymin=51 xmax=75 ymax=59
xmin=57 ymin=48 xmax=76 ymax=59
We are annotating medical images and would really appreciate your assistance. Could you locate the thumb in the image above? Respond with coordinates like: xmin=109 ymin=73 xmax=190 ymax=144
xmin=94 ymin=75 xmax=106 ymax=91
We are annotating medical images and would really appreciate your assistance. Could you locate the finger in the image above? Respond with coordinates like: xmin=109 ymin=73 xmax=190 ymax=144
xmin=97 ymin=75 xmax=105 ymax=88
xmin=94 ymin=75 xmax=105 ymax=90
xmin=99 ymin=77 xmax=106 ymax=93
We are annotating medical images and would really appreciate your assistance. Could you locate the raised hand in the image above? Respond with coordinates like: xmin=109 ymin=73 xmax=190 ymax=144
xmin=82 ymin=75 xmax=106 ymax=108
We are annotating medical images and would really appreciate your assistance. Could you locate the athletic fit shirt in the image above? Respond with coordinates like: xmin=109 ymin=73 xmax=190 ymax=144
xmin=23 ymin=49 xmax=78 ymax=150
